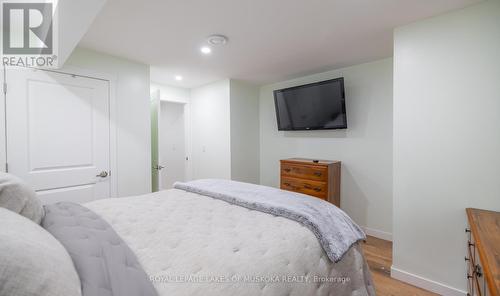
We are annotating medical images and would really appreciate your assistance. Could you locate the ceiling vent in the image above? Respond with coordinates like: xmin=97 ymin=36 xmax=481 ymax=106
xmin=207 ymin=34 xmax=228 ymax=46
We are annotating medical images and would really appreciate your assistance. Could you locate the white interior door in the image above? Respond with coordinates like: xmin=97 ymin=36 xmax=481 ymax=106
xmin=159 ymin=101 xmax=186 ymax=189
xmin=151 ymin=90 xmax=161 ymax=191
xmin=6 ymin=67 xmax=111 ymax=204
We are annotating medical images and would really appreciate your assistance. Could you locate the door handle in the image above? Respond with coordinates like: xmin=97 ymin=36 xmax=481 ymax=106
xmin=154 ymin=165 xmax=165 ymax=170
xmin=96 ymin=171 xmax=108 ymax=178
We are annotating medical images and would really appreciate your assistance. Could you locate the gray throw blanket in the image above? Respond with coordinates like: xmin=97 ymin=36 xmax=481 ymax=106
xmin=42 ymin=202 xmax=158 ymax=296
xmin=174 ymin=179 xmax=366 ymax=262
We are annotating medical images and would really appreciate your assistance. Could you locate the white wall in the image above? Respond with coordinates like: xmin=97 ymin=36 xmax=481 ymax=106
xmin=150 ymin=83 xmax=190 ymax=104
xmin=260 ymin=58 xmax=393 ymax=238
xmin=230 ymin=80 xmax=260 ymax=184
xmin=151 ymin=80 xmax=259 ymax=183
xmin=57 ymin=0 xmax=107 ymax=65
xmin=190 ymin=80 xmax=231 ymax=179
xmin=66 ymin=47 xmax=151 ymax=197
xmin=393 ymin=1 xmax=500 ymax=295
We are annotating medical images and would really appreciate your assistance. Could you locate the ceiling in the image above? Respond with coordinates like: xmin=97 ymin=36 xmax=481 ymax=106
xmin=79 ymin=0 xmax=481 ymax=88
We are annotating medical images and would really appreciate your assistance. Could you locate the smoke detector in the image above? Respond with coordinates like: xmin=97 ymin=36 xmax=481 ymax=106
xmin=207 ymin=34 xmax=228 ymax=46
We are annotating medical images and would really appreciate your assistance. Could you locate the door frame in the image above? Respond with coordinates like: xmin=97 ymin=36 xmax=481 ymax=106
xmin=149 ymin=88 xmax=192 ymax=186
xmin=158 ymin=99 xmax=190 ymax=188
xmin=1 ymin=66 xmax=6 ymax=173
xmin=151 ymin=89 xmax=161 ymax=191
xmin=163 ymin=98 xmax=192 ymax=183
xmin=0 ymin=65 xmax=118 ymax=198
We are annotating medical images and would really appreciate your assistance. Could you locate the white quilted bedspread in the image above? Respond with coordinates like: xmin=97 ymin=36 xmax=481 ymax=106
xmin=85 ymin=189 xmax=375 ymax=296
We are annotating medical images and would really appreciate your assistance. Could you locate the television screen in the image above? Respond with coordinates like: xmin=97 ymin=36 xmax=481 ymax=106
xmin=273 ymin=78 xmax=347 ymax=130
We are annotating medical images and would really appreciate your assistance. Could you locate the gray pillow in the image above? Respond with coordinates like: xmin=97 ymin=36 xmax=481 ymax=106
xmin=0 ymin=207 xmax=82 ymax=296
xmin=0 ymin=172 xmax=44 ymax=223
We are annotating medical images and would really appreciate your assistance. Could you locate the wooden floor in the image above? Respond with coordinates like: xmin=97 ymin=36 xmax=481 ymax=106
xmin=361 ymin=236 xmax=438 ymax=296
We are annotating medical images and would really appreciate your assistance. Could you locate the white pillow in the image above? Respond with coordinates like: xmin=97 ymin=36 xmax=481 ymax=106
xmin=0 ymin=208 xmax=82 ymax=296
xmin=0 ymin=172 xmax=44 ymax=223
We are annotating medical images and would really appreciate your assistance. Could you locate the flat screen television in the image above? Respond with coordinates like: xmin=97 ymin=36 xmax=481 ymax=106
xmin=273 ymin=77 xmax=347 ymax=130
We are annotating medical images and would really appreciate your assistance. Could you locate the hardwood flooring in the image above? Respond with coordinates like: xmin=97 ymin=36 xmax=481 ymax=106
xmin=361 ymin=236 xmax=439 ymax=296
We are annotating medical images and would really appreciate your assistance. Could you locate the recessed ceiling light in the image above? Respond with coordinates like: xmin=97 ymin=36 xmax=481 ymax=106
xmin=175 ymin=75 xmax=183 ymax=81
xmin=201 ymin=46 xmax=212 ymax=54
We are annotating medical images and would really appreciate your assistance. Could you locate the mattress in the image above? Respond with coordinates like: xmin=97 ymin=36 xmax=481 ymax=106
xmin=85 ymin=188 xmax=375 ymax=296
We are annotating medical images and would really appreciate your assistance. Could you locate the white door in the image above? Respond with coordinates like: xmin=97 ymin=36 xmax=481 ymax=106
xmin=159 ymin=101 xmax=186 ymax=189
xmin=151 ymin=90 xmax=162 ymax=191
xmin=6 ymin=67 xmax=111 ymax=204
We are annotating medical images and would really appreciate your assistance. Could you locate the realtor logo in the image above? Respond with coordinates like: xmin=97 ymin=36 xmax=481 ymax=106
xmin=1 ymin=0 xmax=58 ymax=68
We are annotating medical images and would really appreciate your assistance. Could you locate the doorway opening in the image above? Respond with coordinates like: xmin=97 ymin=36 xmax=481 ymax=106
xmin=151 ymin=92 xmax=189 ymax=191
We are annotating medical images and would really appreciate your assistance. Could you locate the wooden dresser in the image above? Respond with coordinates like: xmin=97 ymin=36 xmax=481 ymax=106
xmin=465 ymin=208 xmax=500 ymax=296
xmin=280 ymin=158 xmax=340 ymax=207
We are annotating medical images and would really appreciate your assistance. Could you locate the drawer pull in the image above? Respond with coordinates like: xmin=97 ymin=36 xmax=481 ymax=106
xmin=284 ymin=182 xmax=291 ymax=187
xmin=314 ymin=187 xmax=322 ymax=192
xmin=304 ymin=184 xmax=312 ymax=189
xmin=314 ymin=172 xmax=322 ymax=177
xmin=284 ymin=168 xmax=291 ymax=173
xmin=474 ymin=265 xmax=482 ymax=277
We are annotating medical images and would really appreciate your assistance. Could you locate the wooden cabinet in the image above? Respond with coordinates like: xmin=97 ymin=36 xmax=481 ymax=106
xmin=280 ymin=158 xmax=340 ymax=207
xmin=465 ymin=208 xmax=500 ymax=296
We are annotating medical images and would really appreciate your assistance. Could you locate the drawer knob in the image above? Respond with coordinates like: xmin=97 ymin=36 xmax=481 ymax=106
xmin=284 ymin=168 xmax=291 ymax=172
xmin=314 ymin=172 xmax=322 ymax=177
xmin=314 ymin=187 xmax=321 ymax=192
xmin=474 ymin=265 xmax=482 ymax=277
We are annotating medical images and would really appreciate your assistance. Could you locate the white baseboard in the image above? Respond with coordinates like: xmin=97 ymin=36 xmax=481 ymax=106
xmin=362 ymin=226 xmax=392 ymax=241
xmin=391 ymin=266 xmax=466 ymax=296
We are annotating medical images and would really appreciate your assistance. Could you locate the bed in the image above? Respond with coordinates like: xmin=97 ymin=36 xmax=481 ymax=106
xmin=0 ymin=175 xmax=375 ymax=296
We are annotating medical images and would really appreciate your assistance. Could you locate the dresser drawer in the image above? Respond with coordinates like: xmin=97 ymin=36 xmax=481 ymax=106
xmin=467 ymin=231 xmax=480 ymax=296
xmin=466 ymin=208 xmax=500 ymax=296
xmin=281 ymin=177 xmax=327 ymax=200
xmin=281 ymin=163 xmax=328 ymax=181
xmin=475 ymin=259 xmax=487 ymax=296
xmin=280 ymin=158 xmax=340 ymax=207
xmin=470 ymin=232 xmax=489 ymax=296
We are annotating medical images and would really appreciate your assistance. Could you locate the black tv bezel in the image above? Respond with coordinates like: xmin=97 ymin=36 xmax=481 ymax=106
xmin=273 ymin=77 xmax=347 ymax=131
